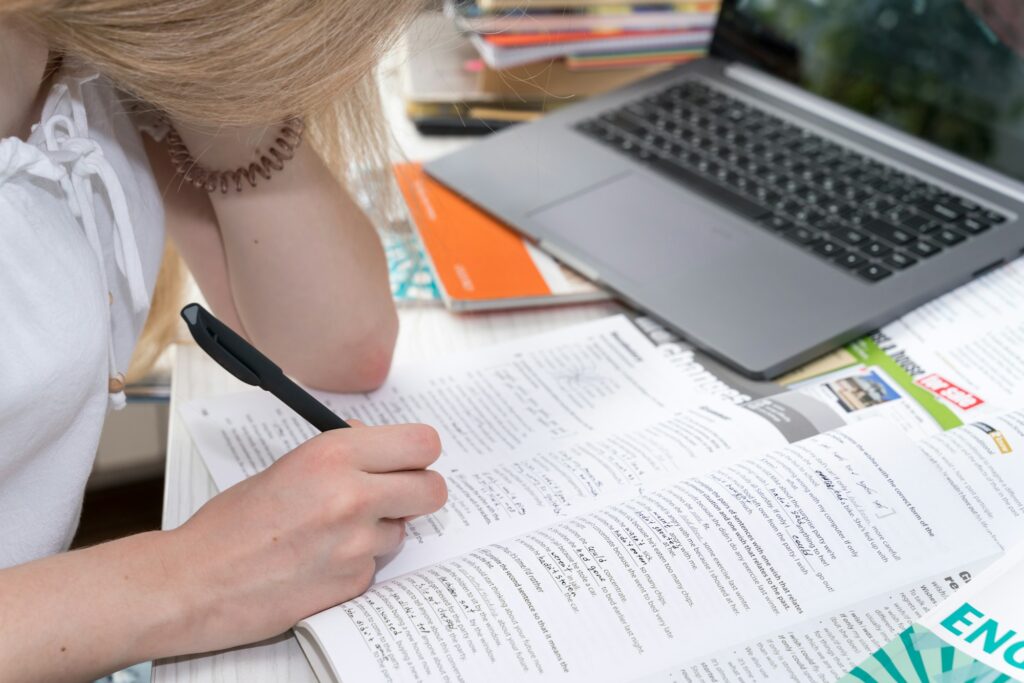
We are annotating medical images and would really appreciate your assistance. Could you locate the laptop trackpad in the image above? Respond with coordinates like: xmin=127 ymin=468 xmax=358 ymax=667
xmin=528 ymin=172 xmax=740 ymax=284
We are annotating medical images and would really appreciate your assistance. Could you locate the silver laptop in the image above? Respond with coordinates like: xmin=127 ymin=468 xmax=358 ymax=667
xmin=426 ymin=0 xmax=1024 ymax=379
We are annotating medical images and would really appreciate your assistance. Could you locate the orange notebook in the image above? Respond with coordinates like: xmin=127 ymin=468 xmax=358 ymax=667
xmin=393 ymin=163 xmax=610 ymax=312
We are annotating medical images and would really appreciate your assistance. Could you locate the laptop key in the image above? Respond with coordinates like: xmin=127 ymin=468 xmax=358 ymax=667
xmin=812 ymin=239 xmax=845 ymax=257
xmin=980 ymin=209 xmax=1007 ymax=224
xmin=835 ymin=252 xmax=867 ymax=270
xmin=779 ymin=200 xmax=804 ymax=217
xmin=794 ymin=206 xmax=827 ymax=225
xmin=867 ymin=196 xmax=898 ymax=214
xmin=646 ymin=158 xmax=769 ymax=220
xmin=762 ymin=215 xmax=792 ymax=232
xmin=898 ymin=213 xmax=932 ymax=232
xmin=783 ymin=226 xmax=818 ymax=245
xmin=907 ymin=240 xmax=942 ymax=258
xmin=847 ymin=187 xmax=874 ymax=202
xmin=934 ymin=227 xmax=967 ymax=246
xmin=914 ymin=199 xmax=961 ymax=222
xmin=956 ymin=215 xmax=992 ymax=235
xmin=834 ymin=226 xmax=869 ymax=246
xmin=885 ymin=207 xmax=916 ymax=223
xmin=857 ymin=264 xmax=893 ymax=282
xmin=822 ymin=200 xmax=848 ymax=216
xmin=864 ymin=219 xmax=914 ymax=245
xmin=863 ymin=240 xmax=892 ymax=257
xmin=842 ymin=211 xmax=869 ymax=227
xmin=602 ymin=113 xmax=648 ymax=138
xmin=884 ymin=251 xmax=918 ymax=270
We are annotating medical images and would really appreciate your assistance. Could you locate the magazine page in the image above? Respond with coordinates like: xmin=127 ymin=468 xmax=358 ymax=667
xmin=842 ymin=542 xmax=1024 ymax=683
xmin=788 ymin=260 xmax=1024 ymax=439
xmin=642 ymin=561 xmax=989 ymax=683
xmin=298 ymin=419 xmax=999 ymax=682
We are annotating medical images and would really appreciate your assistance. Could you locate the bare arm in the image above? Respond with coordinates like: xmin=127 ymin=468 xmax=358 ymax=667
xmin=147 ymin=123 xmax=399 ymax=392
xmin=0 ymin=530 xmax=190 ymax=683
xmin=0 ymin=425 xmax=446 ymax=683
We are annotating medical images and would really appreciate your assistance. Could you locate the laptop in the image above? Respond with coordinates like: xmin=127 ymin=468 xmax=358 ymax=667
xmin=425 ymin=0 xmax=1024 ymax=379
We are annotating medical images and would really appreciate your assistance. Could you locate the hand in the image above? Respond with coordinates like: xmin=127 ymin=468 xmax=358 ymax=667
xmin=166 ymin=423 xmax=446 ymax=654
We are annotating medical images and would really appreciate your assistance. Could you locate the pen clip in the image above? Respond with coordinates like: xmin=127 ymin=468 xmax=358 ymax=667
xmin=181 ymin=303 xmax=262 ymax=386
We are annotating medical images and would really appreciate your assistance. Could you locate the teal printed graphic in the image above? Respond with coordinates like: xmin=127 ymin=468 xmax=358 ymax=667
xmin=384 ymin=231 xmax=440 ymax=303
xmin=840 ymin=623 xmax=1021 ymax=683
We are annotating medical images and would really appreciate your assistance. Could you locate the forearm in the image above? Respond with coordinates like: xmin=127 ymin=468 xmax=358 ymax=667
xmin=0 ymin=530 xmax=194 ymax=683
xmin=175 ymin=124 xmax=398 ymax=392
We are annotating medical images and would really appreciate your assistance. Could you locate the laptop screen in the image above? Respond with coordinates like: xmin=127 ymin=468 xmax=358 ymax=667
xmin=710 ymin=0 xmax=1024 ymax=184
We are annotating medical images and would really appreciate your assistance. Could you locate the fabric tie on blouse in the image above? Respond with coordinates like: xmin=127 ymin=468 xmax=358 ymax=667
xmin=28 ymin=74 xmax=150 ymax=409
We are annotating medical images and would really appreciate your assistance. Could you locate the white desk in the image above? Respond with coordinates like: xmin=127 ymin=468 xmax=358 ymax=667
xmin=153 ymin=303 xmax=623 ymax=682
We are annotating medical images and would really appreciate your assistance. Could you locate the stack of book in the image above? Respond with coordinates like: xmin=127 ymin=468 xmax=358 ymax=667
xmin=451 ymin=0 xmax=719 ymax=70
xmin=402 ymin=3 xmax=718 ymax=134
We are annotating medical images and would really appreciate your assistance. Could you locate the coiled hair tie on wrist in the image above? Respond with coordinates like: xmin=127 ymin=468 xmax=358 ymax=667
xmin=164 ymin=117 xmax=305 ymax=194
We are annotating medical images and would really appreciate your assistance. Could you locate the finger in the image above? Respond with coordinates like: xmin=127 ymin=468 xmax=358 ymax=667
xmin=324 ymin=423 xmax=443 ymax=473
xmin=372 ymin=518 xmax=407 ymax=557
xmin=347 ymin=418 xmax=367 ymax=428
xmin=366 ymin=470 xmax=448 ymax=519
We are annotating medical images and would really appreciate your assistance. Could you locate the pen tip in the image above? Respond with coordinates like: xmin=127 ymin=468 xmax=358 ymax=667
xmin=181 ymin=304 xmax=200 ymax=325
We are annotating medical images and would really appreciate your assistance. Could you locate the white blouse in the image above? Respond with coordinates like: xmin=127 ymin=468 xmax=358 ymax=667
xmin=0 ymin=62 xmax=164 ymax=567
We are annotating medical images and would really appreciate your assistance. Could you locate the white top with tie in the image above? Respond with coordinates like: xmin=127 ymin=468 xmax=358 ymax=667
xmin=0 ymin=62 xmax=164 ymax=567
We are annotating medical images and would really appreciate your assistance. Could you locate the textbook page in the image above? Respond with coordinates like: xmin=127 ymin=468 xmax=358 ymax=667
xmin=181 ymin=315 xmax=712 ymax=491
xmin=297 ymin=419 xmax=999 ymax=682
xmin=184 ymin=355 xmax=845 ymax=580
xmin=639 ymin=410 xmax=1024 ymax=682
xmin=380 ymin=394 xmax=841 ymax=581
xmin=791 ymin=259 xmax=1024 ymax=438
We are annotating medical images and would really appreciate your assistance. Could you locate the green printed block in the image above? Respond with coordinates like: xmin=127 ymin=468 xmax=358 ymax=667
xmin=845 ymin=338 xmax=962 ymax=431
xmin=839 ymin=624 xmax=1019 ymax=683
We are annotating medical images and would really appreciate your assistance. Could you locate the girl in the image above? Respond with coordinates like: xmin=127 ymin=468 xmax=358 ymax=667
xmin=0 ymin=2 xmax=448 ymax=681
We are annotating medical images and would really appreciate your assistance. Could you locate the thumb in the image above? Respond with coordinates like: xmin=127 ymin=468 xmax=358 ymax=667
xmin=347 ymin=418 xmax=367 ymax=429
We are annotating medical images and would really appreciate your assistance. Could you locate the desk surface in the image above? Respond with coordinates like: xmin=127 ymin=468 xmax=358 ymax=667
xmin=153 ymin=303 xmax=623 ymax=682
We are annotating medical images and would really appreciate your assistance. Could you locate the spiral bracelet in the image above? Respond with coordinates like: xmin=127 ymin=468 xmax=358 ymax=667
xmin=164 ymin=117 xmax=305 ymax=194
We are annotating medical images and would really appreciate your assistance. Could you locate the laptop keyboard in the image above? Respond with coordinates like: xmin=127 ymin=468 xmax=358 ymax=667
xmin=576 ymin=80 xmax=1009 ymax=283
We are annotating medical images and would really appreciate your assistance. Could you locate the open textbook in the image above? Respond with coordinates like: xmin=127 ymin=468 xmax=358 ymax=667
xmin=180 ymin=314 xmax=1024 ymax=682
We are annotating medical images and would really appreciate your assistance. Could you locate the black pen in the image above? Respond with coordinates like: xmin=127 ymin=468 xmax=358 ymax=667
xmin=180 ymin=303 xmax=350 ymax=432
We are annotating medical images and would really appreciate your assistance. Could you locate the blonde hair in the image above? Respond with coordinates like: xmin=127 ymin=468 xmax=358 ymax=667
xmin=3 ymin=0 xmax=420 ymax=380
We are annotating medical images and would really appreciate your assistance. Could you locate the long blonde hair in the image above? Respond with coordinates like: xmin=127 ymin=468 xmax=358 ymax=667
xmin=4 ymin=0 xmax=420 ymax=379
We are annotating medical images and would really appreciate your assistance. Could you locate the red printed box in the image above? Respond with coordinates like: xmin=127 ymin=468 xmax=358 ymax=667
xmin=915 ymin=373 xmax=984 ymax=411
